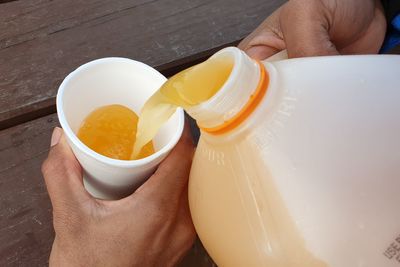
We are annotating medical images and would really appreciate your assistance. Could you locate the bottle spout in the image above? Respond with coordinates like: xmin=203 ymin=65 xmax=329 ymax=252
xmin=186 ymin=47 xmax=266 ymax=133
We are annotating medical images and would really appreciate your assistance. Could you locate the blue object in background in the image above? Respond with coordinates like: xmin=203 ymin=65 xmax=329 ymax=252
xmin=381 ymin=14 xmax=400 ymax=53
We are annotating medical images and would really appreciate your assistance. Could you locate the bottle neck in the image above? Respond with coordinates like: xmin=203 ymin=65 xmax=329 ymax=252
xmin=186 ymin=47 xmax=268 ymax=134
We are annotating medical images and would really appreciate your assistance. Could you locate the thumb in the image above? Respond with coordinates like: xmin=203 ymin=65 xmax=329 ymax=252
xmin=280 ymin=1 xmax=338 ymax=58
xmin=42 ymin=127 xmax=92 ymax=211
xmin=134 ymin=121 xmax=194 ymax=203
xmin=238 ymin=6 xmax=286 ymax=60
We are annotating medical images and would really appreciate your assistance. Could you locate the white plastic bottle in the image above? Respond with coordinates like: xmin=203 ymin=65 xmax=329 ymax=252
xmin=186 ymin=47 xmax=400 ymax=267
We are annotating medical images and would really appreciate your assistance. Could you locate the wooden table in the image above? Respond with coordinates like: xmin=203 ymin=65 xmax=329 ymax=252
xmin=0 ymin=0 xmax=286 ymax=266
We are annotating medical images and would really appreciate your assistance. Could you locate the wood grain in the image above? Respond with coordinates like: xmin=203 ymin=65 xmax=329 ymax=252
xmin=0 ymin=0 xmax=285 ymax=130
xmin=0 ymin=114 xmax=213 ymax=266
xmin=0 ymin=114 xmax=57 ymax=266
xmin=0 ymin=1 xmax=18 ymax=4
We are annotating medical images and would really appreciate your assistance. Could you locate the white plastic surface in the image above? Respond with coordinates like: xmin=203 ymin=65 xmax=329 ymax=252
xmin=188 ymin=47 xmax=400 ymax=267
xmin=57 ymin=58 xmax=184 ymax=200
xmin=186 ymin=47 xmax=260 ymax=128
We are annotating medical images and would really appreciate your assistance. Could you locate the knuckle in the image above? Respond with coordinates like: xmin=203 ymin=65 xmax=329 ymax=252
xmin=62 ymin=157 xmax=80 ymax=177
xmin=175 ymin=221 xmax=196 ymax=252
xmin=41 ymin=157 xmax=57 ymax=177
xmin=182 ymin=222 xmax=196 ymax=242
xmin=43 ymin=154 xmax=80 ymax=179
xmin=41 ymin=148 xmax=61 ymax=176
xmin=41 ymin=158 xmax=50 ymax=175
xmin=42 ymin=145 xmax=81 ymax=178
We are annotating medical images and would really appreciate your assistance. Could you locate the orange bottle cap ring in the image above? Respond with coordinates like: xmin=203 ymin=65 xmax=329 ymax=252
xmin=200 ymin=61 xmax=269 ymax=135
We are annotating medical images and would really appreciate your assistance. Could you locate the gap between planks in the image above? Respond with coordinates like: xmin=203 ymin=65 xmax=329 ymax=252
xmin=0 ymin=40 xmax=239 ymax=131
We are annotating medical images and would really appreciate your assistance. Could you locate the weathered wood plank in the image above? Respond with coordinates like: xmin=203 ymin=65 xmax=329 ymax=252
xmin=0 ymin=0 xmax=286 ymax=129
xmin=0 ymin=0 xmax=18 ymax=4
xmin=0 ymin=115 xmax=57 ymax=267
xmin=0 ymin=114 xmax=213 ymax=266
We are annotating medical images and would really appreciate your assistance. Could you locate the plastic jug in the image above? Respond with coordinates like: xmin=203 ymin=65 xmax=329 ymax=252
xmin=186 ymin=47 xmax=400 ymax=267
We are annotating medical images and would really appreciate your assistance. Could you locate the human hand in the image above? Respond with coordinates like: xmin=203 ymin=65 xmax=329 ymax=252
xmin=239 ymin=0 xmax=386 ymax=59
xmin=41 ymin=125 xmax=196 ymax=267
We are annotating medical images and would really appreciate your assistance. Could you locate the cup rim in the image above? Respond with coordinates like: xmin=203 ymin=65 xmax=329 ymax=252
xmin=56 ymin=57 xmax=185 ymax=168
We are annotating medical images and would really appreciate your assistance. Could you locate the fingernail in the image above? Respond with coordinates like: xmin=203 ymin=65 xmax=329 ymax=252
xmin=245 ymin=47 xmax=265 ymax=60
xmin=50 ymin=127 xmax=63 ymax=147
xmin=245 ymin=46 xmax=274 ymax=60
xmin=245 ymin=47 xmax=259 ymax=57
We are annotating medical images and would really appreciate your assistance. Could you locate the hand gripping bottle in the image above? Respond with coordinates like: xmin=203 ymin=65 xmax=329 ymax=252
xmin=186 ymin=47 xmax=400 ymax=267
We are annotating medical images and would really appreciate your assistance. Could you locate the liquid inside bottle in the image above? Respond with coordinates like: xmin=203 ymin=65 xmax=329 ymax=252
xmin=129 ymin=47 xmax=400 ymax=267
xmin=186 ymin=48 xmax=400 ymax=267
xmin=77 ymin=104 xmax=154 ymax=160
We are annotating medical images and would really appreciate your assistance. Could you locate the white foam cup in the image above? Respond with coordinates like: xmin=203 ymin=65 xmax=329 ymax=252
xmin=56 ymin=58 xmax=184 ymax=200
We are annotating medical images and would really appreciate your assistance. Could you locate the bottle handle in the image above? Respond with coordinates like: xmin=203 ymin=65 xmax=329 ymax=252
xmin=263 ymin=49 xmax=288 ymax=62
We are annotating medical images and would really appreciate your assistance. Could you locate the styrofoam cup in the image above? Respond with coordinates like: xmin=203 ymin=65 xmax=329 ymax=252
xmin=56 ymin=58 xmax=185 ymax=200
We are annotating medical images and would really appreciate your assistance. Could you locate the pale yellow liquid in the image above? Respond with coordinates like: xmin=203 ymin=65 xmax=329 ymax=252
xmin=133 ymin=54 xmax=326 ymax=266
xmin=76 ymin=54 xmax=319 ymax=266
xmin=132 ymin=56 xmax=233 ymax=158
xmin=77 ymin=104 xmax=154 ymax=160
xmin=189 ymin=139 xmax=327 ymax=266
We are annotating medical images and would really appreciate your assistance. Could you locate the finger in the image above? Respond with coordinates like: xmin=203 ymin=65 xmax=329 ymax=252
xmin=136 ymin=121 xmax=194 ymax=201
xmin=161 ymin=184 xmax=196 ymax=266
xmin=243 ymin=45 xmax=281 ymax=61
xmin=176 ymin=181 xmax=194 ymax=236
xmin=239 ymin=7 xmax=286 ymax=60
xmin=339 ymin=0 xmax=386 ymax=54
xmin=280 ymin=0 xmax=339 ymax=58
xmin=42 ymin=127 xmax=92 ymax=211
